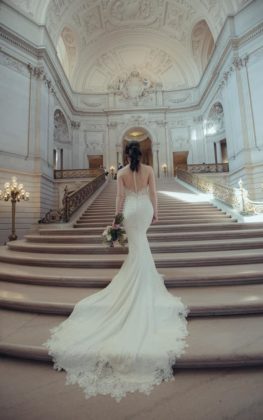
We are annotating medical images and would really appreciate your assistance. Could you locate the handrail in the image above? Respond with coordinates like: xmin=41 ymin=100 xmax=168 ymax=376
xmin=177 ymin=169 xmax=263 ymax=215
xmin=54 ymin=168 xmax=104 ymax=179
xmin=62 ymin=173 xmax=105 ymax=222
xmin=175 ymin=163 xmax=229 ymax=173
xmin=39 ymin=173 xmax=106 ymax=223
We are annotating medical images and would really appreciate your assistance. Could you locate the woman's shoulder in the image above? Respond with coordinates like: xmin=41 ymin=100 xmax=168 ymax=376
xmin=117 ymin=165 xmax=129 ymax=176
xmin=141 ymin=164 xmax=153 ymax=173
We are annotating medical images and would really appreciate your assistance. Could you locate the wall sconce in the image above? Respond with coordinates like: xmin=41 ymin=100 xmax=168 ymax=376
xmin=161 ymin=163 xmax=168 ymax=177
xmin=110 ymin=166 xmax=116 ymax=179
xmin=0 ymin=176 xmax=30 ymax=241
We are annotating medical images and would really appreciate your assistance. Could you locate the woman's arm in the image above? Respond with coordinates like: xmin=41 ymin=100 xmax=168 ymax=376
xmin=148 ymin=167 xmax=158 ymax=222
xmin=115 ymin=171 xmax=125 ymax=216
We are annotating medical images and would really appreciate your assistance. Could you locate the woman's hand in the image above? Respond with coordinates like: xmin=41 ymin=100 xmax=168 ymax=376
xmin=152 ymin=214 xmax=158 ymax=224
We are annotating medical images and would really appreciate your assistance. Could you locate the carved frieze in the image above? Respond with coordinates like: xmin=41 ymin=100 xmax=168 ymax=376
xmin=0 ymin=52 xmax=28 ymax=76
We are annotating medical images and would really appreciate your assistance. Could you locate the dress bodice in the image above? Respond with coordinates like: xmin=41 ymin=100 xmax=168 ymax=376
xmin=124 ymin=186 xmax=149 ymax=198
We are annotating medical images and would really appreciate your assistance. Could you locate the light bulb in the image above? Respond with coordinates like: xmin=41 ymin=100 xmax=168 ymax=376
xmin=18 ymin=184 xmax=24 ymax=190
xmin=4 ymin=182 xmax=10 ymax=189
xmin=11 ymin=176 xmax=17 ymax=183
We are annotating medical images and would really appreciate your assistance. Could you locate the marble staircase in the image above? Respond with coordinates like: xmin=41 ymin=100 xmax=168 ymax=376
xmin=1 ymin=179 xmax=263 ymax=369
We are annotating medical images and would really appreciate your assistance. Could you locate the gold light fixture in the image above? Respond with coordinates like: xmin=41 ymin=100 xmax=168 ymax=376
xmin=162 ymin=163 xmax=168 ymax=176
xmin=0 ymin=176 xmax=30 ymax=241
xmin=110 ymin=166 xmax=116 ymax=179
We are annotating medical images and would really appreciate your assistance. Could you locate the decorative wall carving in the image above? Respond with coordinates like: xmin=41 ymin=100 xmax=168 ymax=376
xmin=205 ymin=102 xmax=224 ymax=135
xmin=84 ymin=131 xmax=104 ymax=154
xmin=108 ymin=70 xmax=159 ymax=103
xmin=218 ymin=54 xmax=249 ymax=90
xmin=54 ymin=109 xmax=70 ymax=144
xmin=71 ymin=121 xmax=81 ymax=129
xmin=108 ymin=0 xmax=158 ymax=25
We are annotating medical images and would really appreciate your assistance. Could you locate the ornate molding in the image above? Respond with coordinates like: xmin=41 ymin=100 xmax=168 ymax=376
xmin=27 ymin=63 xmax=56 ymax=94
xmin=218 ymin=54 xmax=249 ymax=90
xmin=71 ymin=120 xmax=81 ymax=129
xmin=0 ymin=51 xmax=28 ymax=76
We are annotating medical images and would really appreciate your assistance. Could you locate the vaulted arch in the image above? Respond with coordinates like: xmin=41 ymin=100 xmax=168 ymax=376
xmin=191 ymin=20 xmax=215 ymax=73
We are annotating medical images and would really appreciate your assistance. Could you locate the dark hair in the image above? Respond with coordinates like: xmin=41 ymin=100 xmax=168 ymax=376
xmin=125 ymin=141 xmax=142 ymax=172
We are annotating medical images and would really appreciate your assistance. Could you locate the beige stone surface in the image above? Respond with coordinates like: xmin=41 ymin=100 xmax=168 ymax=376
xmin=0 ymin=358 xmax=263 ymax=420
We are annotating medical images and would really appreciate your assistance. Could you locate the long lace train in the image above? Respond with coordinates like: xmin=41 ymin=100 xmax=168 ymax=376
xmin=43 ymin=189 xmax=189 ymax=402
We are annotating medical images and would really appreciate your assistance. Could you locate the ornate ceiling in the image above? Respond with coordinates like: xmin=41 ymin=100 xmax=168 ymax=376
xmin=6 ymin=0 xmax=252 ymax=92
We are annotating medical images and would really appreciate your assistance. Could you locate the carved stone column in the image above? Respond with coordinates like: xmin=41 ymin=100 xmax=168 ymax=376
xmin=71 ymin=121 xmax=81 ymax=169
xmin=107 ymin=121 xmax=118 ymax=171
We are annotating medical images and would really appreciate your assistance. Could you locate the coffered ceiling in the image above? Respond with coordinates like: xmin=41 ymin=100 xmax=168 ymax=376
xmin=6 ymin=0 xmax=252 ymax=92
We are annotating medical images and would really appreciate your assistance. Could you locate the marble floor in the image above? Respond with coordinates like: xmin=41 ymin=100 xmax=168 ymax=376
xmin=0 ymin=358 xmax=262 ymax=420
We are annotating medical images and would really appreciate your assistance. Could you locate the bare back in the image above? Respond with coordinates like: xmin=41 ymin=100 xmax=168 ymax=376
xmin=115 ymin=163 xmax=158 ymax=218
xmin=118 ymin=164 xmax=151 ymax=193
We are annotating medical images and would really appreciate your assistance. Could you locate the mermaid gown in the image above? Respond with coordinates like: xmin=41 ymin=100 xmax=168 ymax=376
xmin=43 ymin=180 xmax=189 ymax=402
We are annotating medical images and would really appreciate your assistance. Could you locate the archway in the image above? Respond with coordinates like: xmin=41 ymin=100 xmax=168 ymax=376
xmin=122 ymin=128 xmax=153 ymax=167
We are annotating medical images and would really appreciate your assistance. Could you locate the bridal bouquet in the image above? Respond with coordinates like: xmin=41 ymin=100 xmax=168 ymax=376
xmin=102 ymin=213 xmax=128 ymax=247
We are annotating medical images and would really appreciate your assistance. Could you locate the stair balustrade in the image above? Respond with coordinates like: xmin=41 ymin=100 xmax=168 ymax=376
xmin=177 ymin=169 xmax=263 ymax=215
xmin=39 ymin=172 xmax=106 ymax=223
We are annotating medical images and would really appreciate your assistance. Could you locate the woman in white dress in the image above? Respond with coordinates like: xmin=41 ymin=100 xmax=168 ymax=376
xmin=44 ymin=141 xmax=189 ymax=402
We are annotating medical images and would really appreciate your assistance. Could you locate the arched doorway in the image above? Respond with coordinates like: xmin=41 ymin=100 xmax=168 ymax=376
xmin=122 ymin=128 xmax=153 ymax=167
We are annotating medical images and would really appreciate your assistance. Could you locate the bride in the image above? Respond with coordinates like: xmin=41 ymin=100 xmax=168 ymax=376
xmin=44 ymin=141 xmax=189 ymax=402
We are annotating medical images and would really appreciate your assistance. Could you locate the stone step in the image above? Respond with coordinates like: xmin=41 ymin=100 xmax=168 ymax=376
xmin=82 ymin=208 xmax=224 ymax=215
xmin=1 ymin=282 xmax=263 ymax=317
xmin=1 ymin=310 xmax=262 ymax=368
xmin=74 ymin=218 xmax=235 ymax=228
xmin=7 ymin=237 xmax=263 ymax=254
xmin=0 ymin=262 xmax=262 ymax=287
xmin=0 ymin=247 xmax=262 ymax=268
xmin=42 ymin=222 xmax=262 ymax=236
xmin=78 ymin=213 xmax=230 ymax=221
xmin=25 ymin=228 xmax=263 ymax=243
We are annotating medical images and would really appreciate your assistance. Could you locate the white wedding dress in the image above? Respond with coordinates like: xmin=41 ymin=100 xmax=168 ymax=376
xmin=44 ymin=174 xmax=189 ymax=402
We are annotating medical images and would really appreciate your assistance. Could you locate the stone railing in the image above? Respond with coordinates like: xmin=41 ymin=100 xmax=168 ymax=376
xmin=177 ymin=169 xmax=263 ymax=215
xmin=54 ymin=168 xmax=104 ymax=179
xmin=39 ymin=173 xmax=106 ymax=223
xmin=62 ymin=173 xmax=105 ymax=222
xmin=176 ymin=163 xmax=229 ymax=173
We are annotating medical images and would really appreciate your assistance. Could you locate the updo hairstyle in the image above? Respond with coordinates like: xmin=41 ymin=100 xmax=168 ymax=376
xmin=125 ymin=141 xmax=142 ymax=172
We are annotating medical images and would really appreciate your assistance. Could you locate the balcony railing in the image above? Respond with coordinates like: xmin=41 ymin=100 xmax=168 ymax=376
xmin=54 ymin=168 xmax=104 ymax=179
xmin=175 ymin=163 xmax=229 ymax=174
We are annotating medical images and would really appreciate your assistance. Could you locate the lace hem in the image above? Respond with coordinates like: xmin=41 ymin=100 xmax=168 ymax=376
xmin=44 ymin=338 xmax=189 ymax=402
xmin=43 ymin=309 xmax=189 ymax=402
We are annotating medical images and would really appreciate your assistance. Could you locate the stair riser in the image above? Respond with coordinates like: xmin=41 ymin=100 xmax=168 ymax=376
xmin=0 ymin=345 xmax=262 ymax=369
xmin=26 ymin=230 xmax=263 ymax=243
xmin=1 ymin=300 xmax=263 ymax=317
xmin=0 ymin=255 xmax=262 ymax=268
xmin=82 ymin=210 xmax=223 ymax=215
xmin=74 ymin=220 xmax=234 ymax=228
xmin=1 ymin=272 xmax=262 ymax=287
xmin=79 ymin=215 xmax=231 ymax=221
xmin=8 ymin=242 xmax=263 ymax=254
xmin=39 ymin=224 xmax=253 ymax=236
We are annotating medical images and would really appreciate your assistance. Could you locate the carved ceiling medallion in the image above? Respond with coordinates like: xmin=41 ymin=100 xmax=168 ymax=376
xmin=108 ymin=70 xmax=161 ymax=102
xmin=108 ymin=0 xmax=158 ymax=25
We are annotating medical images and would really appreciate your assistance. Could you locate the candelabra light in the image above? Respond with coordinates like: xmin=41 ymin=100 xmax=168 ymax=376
xmin=110 ymin=166 xmax=116 ymax=179
xmin=161 ymin=163 xmax=168 ymax=177
xmin=0 ymin=176 xmax=30 ymax=241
